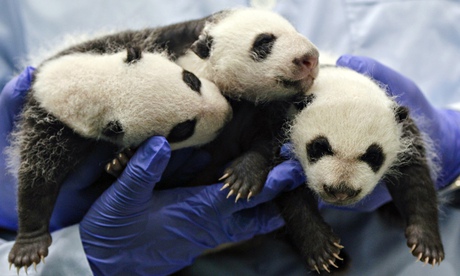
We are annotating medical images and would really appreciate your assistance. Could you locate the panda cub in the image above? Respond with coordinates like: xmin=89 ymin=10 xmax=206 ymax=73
xmin=176 ymin=8 xmax=319 ymax=199
xmin=7 ymin=47 xmax=231 ymax=271
xmin=279 ymin=62 xmax=444 ymax=273
xmin=108 ymin=8 xmax=320 ymax=200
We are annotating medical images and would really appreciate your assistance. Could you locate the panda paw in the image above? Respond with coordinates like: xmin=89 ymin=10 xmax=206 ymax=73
xmin=406 ymin=224 xmax=444 ymax=267
xmin=219 ymin=153 xmax=270 ymax=202
xmin=305 ymin=233 xmax=344 ymax=274
xmin=8 ymin=233 xmax=51 ymax=274
xmin=105 ymin=148 xmax=135 ymax=177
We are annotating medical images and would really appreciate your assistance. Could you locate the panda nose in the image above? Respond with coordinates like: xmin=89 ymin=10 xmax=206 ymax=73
xmin=293 ymin=53 xmax=318 ymax=72
xmin=323 ymin=184 xmax=361 ymax=201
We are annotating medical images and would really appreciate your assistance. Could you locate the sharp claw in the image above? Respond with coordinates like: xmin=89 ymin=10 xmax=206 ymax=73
xmin=247 ymin=191 xmax=253 ymax=201
xmin=416 ymin=253 xmax=423 ymax=262
xmin=16 ymin=266 xmax=20 ymax=275
xmin=313 ymin=265 xmax=320 ymax=274
xmin=25 ymin=265 xmax=28 ymax=275
xmin=322 ymin=264 xmax=330 ymax=273
xmin=410 ymin=244 xmax=416 ymax=253
xmin=333 ymin=253 xmax=343 ymax=261
xmin=329 ymin=259 xmax=339 ymax=268
xmin=235 ymin=193 xmax=242 ymax=203
xmin=226 ymin=190 xmax=234 ymax=199
xmin=432 ymin=258 xmax=436 ymax=268
xmin=218 ymin=173 xmax=230 ymax=181
xmin=438 ymin=257 xmax=443 ymax=265
xmin=333 ymin=242 xmax=344 ymax=249
xmin=9 ymin=262 xmax=12 ymax=270
xmin=33 ymin=262 xmax=37 ymax=272
xmin=220 ymin=183 xmax=230 ymax=191
xmin=41 ymin=255 xmax=45 ymax=264
xmin=423 ymin=256 xmax=429 ymax=266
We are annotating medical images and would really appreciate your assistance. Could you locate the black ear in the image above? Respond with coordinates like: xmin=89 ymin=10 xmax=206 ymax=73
xmin=395 ymin=106 xmax=409 ymax=123
xmin=190 ymin=35 xmax=213 ymax=59
xmin=102 ymin=120 xmax=124 ymax=138
xmin=126 ymin=46 xmax=142 ymax=64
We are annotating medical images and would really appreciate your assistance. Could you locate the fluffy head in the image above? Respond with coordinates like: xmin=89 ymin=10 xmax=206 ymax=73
xmin=177 ymin=8 xmax=319 ymax=103
xmin=32 ymin=47 xmax=232 ymax=149
xmin=289 ymin=66 xmax=410 ymax=205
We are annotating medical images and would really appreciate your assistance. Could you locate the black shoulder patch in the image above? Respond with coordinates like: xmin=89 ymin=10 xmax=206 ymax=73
xmin=126 ymin=46 xmax=142 ymax=64
xmin=167 ymin=119 xmax=197 ymax=143
xmin=360 ymin=143 xmax=385 ymax=173
xmin=395 ymin=105 xmax=409 ymax=123
xmin=294 ymin=94 xmax=315 ymax=111
xmin=251 ymin=33 xmax=276 ymax=61
xmin=191 ymin=35 xmax=213 ymax=59
xmin=182 ymin=70 xmax=201 ymax=94
xmin=306 ymin=135 xmax=334 ymax=163
xmin=102 ymin=120 xmax=124 ymax=137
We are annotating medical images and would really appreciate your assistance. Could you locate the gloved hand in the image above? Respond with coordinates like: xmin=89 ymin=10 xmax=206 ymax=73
xmin=79 ymin=136 xmax=305 ymax=276
xmin=328 ymin=55 xmax=460 ymax=212
xmin=0 ymin=67 xmax=211 ymax=231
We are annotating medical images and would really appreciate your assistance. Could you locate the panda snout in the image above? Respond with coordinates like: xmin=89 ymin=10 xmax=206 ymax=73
xmin=322 ymin=184 xmax=361 ymax=203
xmin=293 ymin=52 xmax=319 ymax=77
xmin=293 ymin=53 xmax=318 ymax=72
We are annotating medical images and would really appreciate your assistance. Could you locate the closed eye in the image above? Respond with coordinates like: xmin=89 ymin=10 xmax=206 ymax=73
xmin=167 ymin=118 xmax=197 ymax=143
xmin=251 ymin=33 xmax=276 ymax=61
xmin=182 ymin=70 xmax=201 ymax=94
xmin=360 ymin=143 xmax=385 ymax=172
xmin=306 ymin=136 xmax=334 ymax=163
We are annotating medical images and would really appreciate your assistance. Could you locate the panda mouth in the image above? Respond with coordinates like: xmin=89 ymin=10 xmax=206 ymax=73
xmin=277 ymin=75 xmax=315 ymax=92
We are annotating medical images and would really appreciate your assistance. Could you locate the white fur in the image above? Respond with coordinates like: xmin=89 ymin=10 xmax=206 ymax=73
xmin=33 ymin=51 xmax=232 ymax=149
xmin=289 ymin=66 xmax=410 ymax=205
xmin=177 ymin=8 xmax=319 ymax=103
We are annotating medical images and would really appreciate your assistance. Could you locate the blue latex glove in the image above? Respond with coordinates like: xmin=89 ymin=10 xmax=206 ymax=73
xmin=79 ymin=136 xmax=305 ymax=276
xmin=323 ymin=55 xmax=460 ymax=212
xmin=0 ymin=67 xmax=211 ymax=232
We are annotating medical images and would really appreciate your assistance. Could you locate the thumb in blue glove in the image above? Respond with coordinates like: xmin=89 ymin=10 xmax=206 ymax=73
xmin=80 ymin=136 xmax=304 ymax=276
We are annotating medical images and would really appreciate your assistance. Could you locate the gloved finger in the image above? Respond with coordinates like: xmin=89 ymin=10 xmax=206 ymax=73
xmin=336 ymin=55 xmax=435 ymax=115
xmin=0 ymin=67 xmax=35 ymax=135
xmin=212 ymin=159 xmax=305 ymax=214
xmin=112 ymin=136 xmax=171 ymax=207
xmin=226 ymin=202 xmax=285 ymax=242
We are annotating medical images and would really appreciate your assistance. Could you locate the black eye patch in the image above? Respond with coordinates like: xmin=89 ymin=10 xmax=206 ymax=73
xmin=251 ymin=33 xmax=276 ymax=61
xmin=167 ymin=119 xmax=197 ymax=143
xmin=182 ymin=70 xmax=201 ymax=94
xmin=360 ymin=143 xmax=385 ymax=173
xmin=306 ymin=136 xmax=334 ymax=163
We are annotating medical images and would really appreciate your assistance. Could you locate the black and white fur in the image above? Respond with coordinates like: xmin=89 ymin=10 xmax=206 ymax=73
xmin=278 ymin=61 xmax=444 ymax=273
xmin=176 ymin=8 xmax=319 ymax=200
xmin=8 ymin=7 xmax=320 ymax=271
xmin=7 ymin=47 xmax=231 ymax=271
xmin=109 ymin=8 xmax=320 ymax=201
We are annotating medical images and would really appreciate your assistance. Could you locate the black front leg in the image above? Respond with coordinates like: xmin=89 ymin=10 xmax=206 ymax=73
xmin=8 ymin=98 xmax=95 ymax=270
xmin=276 ymin=185 xmax=344 ymax=273
xmin=385 ymin=115 xmax=444 ymax=266
xmin=385 ymin=163 xmax=444 ymax=266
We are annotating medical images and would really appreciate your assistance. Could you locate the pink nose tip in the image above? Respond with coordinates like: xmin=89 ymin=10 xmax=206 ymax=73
xmin=293 ymin=54 xmax=319 ymax=71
